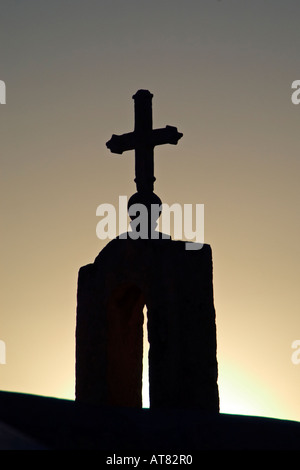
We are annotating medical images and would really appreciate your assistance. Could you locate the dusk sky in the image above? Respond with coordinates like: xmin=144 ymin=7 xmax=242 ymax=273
xmin=1 ymin=1 xmax=300 ymax=422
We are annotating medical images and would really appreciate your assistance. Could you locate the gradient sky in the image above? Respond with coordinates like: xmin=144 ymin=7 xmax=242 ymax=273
xmin=1 ymin=1 xmax=300 ymax=422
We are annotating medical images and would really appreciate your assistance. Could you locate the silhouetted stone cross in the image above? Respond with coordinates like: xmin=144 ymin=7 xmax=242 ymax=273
xmin=106 ymin=90 xmax=183 ymax=213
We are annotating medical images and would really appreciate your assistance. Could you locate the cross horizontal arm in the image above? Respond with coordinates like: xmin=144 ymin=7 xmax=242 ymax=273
xmin=106 ymin=126 xmax=183 ymax=155
xmin=106 ymin=132 xmax=135 ymax=154
xmin=151 ymin=126 xmax=183 ymax=147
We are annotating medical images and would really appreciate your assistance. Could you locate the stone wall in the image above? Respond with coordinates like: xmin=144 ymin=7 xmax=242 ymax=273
xmin=76 ymin=236 xmax=219 ymax=411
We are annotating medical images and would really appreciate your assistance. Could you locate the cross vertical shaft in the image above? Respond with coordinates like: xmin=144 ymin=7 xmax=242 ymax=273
xmin=133 ymin=90 xmax=155 ymax=194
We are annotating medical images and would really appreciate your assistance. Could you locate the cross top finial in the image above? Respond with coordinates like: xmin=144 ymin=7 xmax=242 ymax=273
xmin=106 ymin=90 xmax=183 ymax=221
xmin=132 ymin=89 xmax=153 ymax=99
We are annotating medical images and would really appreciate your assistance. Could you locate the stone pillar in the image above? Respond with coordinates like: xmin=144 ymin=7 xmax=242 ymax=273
xmin=76 ymin=237 xmax=219 ymax=411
